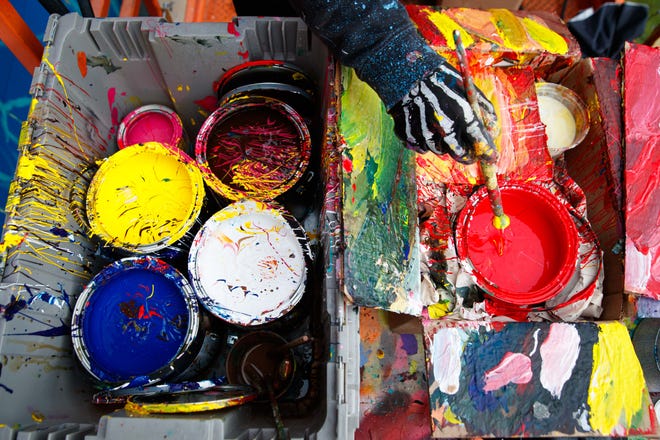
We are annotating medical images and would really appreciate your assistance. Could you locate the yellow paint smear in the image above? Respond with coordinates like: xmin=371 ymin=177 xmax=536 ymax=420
xmin=0 ymin=231 xmax=27 ymax=254
xmin=427 ymin=302 xmax=451 ymax=319
xmin=15 ymin=152 xmax=53 ymax=181
xmin=521 ymin=17 xmax=568 ymax=54
xmin=490 ymin=9 xmax=528 ymax=51
xmin=87 ymin=142 xmax=204 ymax=249
xmin=426 ymin=10 xmax=474 ymax=50
xmin=588 ymin=322 xmax=649 ymax=435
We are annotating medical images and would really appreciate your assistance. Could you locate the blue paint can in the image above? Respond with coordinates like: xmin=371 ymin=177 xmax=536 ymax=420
xmin=71 ymin=256 xmax=203 ymax=387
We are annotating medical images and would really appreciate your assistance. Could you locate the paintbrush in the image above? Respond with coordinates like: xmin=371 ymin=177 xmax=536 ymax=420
xmin=452 ymin=30 xmax=510 ymax=230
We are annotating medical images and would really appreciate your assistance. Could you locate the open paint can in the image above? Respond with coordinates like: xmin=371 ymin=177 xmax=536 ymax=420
xmin=535 ymin=82 xmax=589 ymax=159
xmin=71 ymin=256 xmax=203 ymax=387
xmin=455 ymin=182 xmax=579 ymax=305
xmin=117 ymin=104 xmax=188 ymax=151
xmin=195 ymin=95 xmax=311 ymax=201
xmin=225 ymin=331 xmax=296 ymax=400
xmin=86 ymin=142 xmax=206 ymax=257
xmin=188 ymin=199 xmax=310 ymax=327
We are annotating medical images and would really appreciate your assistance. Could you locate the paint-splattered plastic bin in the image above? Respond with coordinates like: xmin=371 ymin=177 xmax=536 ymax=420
xmin=0 ymin=13 xmax=360 ymax=439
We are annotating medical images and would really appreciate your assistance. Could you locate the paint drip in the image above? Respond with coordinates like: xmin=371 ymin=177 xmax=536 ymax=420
xmin=455 ymin=182 xmax=579 ymax=305
xmin=117 ymin=104 xmax=188 ymax=151
xmin=188 ymin=199 xmax=310 ymax=326
xmin=86 ymin=142 xmax=205 ymax=255
xmin=195 ymin=95 xmax=311 ymax=201
xmin=71 ymin=256 xmax=202 ymax=386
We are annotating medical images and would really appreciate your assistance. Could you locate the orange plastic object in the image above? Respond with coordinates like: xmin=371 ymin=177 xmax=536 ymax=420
xmin=0 ymin=0 xmax=44 ymax=72
xmin=185 ymin=0 xmax=236 ymax=22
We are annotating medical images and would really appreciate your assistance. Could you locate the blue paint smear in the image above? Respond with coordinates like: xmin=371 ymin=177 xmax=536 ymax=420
xmin=360 ymin=345 xmax=372 ymax=368
xmin=1 ymin=295 xmax=27 ymax=321
xmin=8 ymin=319 xmax=70 ymax=337
xmin=50 ymin=226 xmax=70 ymax=238
xmin=399 ymin=333 xmax=418 ymax=356
xmin=81 ymin=268 xmax=189 ymax=381
xmin=0 ymin=363 xmax=14 ymax=394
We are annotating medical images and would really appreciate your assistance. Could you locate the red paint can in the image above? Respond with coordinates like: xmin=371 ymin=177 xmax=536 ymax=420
xmin=455 ymin=182 xmax=579 ymax=306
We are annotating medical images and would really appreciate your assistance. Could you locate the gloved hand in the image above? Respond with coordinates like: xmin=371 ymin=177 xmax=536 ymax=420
xmin=389 ymin=61 xmax=498 ymax=165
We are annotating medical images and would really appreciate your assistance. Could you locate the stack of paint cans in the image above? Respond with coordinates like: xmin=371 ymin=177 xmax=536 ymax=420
xmin=196 ymin=61 xmax=316 ymax=210
xmin=71 ymin=63 xmax=319 ymax=410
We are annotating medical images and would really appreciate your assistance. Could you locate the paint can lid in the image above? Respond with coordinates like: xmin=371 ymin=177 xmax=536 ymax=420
xmin=117 ymin=104 xmax=186 ymax=150
xmin=71 ymin=256 xmax=202 ymax=386
xmin=455 ymin=182 xmax=579 ymax=305
xmin=124 ymin=384 xmax=257 ymax=414
xmin=86 ymin=142 xmax=205 ymax=254
xmin=188 ymin=199 xmax=310 ymax=326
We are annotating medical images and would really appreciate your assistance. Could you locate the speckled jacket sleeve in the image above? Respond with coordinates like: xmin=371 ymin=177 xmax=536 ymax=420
xmin=289 ymin=0 xmax=446 ymax=109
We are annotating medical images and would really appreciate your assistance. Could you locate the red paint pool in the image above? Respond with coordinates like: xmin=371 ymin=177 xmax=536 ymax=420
xmin=456 ymin=182 xmax=579 ymax=305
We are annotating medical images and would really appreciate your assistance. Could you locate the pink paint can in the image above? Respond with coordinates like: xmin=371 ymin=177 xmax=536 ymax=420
xmin=118 ymin=104 xmax=188 ymax=151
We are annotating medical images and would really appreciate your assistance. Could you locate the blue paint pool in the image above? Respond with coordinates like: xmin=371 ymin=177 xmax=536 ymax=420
xmin=72 ymin=257 xmax=200 ymax=385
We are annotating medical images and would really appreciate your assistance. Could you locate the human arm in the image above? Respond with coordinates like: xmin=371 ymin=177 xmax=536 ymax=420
xmin=289 ymin=0 xmax=497 ymax=164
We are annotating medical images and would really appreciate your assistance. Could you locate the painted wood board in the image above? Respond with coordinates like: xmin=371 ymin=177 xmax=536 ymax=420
xmin=355 ymin=308 xmax=431 ymax=440
xmin=407 ymin=6 xmax=581 ymax=76
xmin=548 ymin=57 xmax=625 ymax=315
xmin=623 ymin=43 xmax=660 ymax=298
xmin=422 ymin=319 xmax=656 ymax=437
xmin=338 ymin=68 xmax=422 ymax=315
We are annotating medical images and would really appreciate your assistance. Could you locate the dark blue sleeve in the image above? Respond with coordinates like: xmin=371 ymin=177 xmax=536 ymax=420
xmin=289 ymin=0 xmax=446 ymax=109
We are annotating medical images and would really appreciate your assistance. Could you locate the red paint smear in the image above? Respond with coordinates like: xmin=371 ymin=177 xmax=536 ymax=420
xmin=237 ymin=50 xmax=249 ymax=60
xmin=355 ymin=389 xmax=431 ymax=440
xmin=107 ymin=87 xmax=119 ymax=138
xmin=624 ymin=43 xmax=660 ymax=294
xmin=342 ymin=158 xmax=353 ymax=173
xmin=194 ymin=95 xmax=218 ymax=113
xmin=405 ymin=6 xmax=448 ymax=47
xmin=77 ymin=51 xmax=88 ymax=78
xmin=227 ymin=21 xmax=240 ymax=37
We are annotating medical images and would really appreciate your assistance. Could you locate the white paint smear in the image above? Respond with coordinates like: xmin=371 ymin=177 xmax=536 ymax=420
xmin=431 ymin=327 xmax=466 ymax=395
xmin=540 ymin=322 xmax=580 ymax=399
xmin=538 ymin=95 xmax=577 ymax=157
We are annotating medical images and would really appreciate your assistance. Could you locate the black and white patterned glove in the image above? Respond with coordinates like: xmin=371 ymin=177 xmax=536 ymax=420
xmin=389 ymin=62 xmax=498 ymax=165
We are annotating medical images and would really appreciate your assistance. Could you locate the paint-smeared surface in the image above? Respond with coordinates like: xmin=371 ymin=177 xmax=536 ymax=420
xmin=406 ymin=6 xmax=580 ymax=75
xmin=339 ymin=68 xmax=421 ymax=314
xmin=623 ymin=43 xmax=660 ymax=298
xmin=416 ymin=66 xmax=552 ymax=186
xmin=423 ymin=320 xmax=655 ymax=437
xmin=550 ymin=58 xmax=624 ymax=306
xmin=188 ymin=199 xmax=308 ymax=326
xmin=356 ymin=308 xmax=431 ymax=440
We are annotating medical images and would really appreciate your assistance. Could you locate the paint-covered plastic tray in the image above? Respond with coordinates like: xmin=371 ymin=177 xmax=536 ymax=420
xmin=0 ymin=13 xmax=360 ymax=439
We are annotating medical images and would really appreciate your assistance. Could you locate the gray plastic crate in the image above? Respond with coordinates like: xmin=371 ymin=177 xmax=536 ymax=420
xmin=0 ymin=13 xmax=359 ymax=440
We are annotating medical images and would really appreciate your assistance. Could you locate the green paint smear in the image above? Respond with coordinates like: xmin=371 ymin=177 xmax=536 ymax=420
xmin=339 ymin=68 xmax=420 ymax=313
